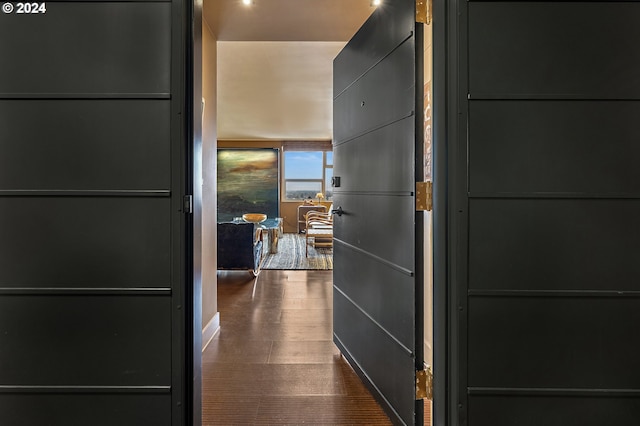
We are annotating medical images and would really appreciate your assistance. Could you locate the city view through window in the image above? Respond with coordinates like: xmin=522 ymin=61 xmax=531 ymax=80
xmin=284 ymin=151 xmax=333 ymax=201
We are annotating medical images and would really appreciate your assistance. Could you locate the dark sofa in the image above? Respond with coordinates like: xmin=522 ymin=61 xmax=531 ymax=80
xmin=217 ymin=222 xmax=263 ymax=276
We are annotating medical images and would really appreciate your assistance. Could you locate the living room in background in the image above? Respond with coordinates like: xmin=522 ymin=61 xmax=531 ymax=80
xmin=217 ymin=148 xmax=279 ymax=222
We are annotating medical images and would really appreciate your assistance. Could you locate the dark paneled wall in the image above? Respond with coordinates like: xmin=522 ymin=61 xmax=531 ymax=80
xmin=0 ymin=1 xmax=186 ymax=424
xmin=458 ymin=2 xmax=640 ymax=424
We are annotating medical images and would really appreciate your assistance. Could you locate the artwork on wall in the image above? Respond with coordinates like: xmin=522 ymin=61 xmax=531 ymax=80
xmin=217 ymin=148 xmax=279 ymax=222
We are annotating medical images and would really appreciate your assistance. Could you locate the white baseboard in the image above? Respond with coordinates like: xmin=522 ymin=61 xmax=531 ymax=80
xmin=202 ymin=312 xmax=220 ymax=352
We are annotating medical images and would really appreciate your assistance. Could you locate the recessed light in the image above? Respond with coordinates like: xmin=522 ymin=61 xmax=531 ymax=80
xmin=371 ymin=0 xmax=382 ymax=6
xmin=242 ymin=0 xmax=252 ymax=5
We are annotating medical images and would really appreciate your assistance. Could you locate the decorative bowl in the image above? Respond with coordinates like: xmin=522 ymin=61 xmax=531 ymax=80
xmin=242 ymin=213 xmax=267 ymax=223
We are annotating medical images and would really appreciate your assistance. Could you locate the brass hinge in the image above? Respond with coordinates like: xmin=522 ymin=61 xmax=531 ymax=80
xmin=416 ymin=181 xmax=433 ymax=212
xmin=416 ymin=0 xmax=432 ymax=25
xmin=416 ymin=365 xmax=433 ymax=400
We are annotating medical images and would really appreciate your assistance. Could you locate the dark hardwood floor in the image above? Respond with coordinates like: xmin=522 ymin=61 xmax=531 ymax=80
xmin=202 ymin=269 xmax=392 ymax=425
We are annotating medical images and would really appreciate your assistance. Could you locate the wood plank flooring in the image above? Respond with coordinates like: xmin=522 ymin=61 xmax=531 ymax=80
xmin=202 ymin=270 xmax=392 ymax=425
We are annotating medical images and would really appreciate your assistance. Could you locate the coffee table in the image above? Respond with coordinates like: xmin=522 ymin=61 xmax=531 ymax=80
xmin=259 ymin=218 xmax=283 ymax=254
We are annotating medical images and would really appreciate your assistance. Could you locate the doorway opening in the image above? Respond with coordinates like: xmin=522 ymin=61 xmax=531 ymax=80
xmin=199 ymin=1 xmax=436 ymax=425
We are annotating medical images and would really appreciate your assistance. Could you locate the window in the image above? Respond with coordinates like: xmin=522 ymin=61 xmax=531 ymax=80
xmin=284 ymin=151 xmax=334 ymax=201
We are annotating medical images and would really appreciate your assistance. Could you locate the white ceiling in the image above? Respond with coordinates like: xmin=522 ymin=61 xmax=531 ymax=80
xmin=216 ymin=41 xmax=345 ymax=140
xmin=204 ymin=0 xmax=376 ymax=140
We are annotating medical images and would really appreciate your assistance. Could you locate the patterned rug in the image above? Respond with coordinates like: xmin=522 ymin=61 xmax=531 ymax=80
xmin=262 ymin=233 xmax=333 ymax=270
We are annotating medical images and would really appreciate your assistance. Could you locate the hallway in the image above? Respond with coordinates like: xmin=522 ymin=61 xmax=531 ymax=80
xmin=202 ymin=269 xmax=392 ymax=424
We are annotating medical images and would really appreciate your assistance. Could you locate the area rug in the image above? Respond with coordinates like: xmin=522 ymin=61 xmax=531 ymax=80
xmin=262 ymin=233 xmax=333 ymax=270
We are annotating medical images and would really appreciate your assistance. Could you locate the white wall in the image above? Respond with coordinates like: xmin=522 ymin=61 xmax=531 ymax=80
xmin=201 ymin=20 xmax=219 ymax=349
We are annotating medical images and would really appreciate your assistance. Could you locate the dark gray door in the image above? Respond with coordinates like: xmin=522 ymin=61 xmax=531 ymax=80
xmin=444 ymin=1 xmax=640 ymax=424
xmin=0 ymin=2 xmax=194 ymax=425
xmin=332 ymin=1 xmax=424 ymax=424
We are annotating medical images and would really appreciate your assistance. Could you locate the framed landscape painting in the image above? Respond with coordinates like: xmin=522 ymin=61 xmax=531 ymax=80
xmin=217 ymin=148 xmax=279 ymax=222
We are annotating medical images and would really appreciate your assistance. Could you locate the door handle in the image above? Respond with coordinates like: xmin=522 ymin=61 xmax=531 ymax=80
xmin=331 ymin=206 xmax=344 ymax=216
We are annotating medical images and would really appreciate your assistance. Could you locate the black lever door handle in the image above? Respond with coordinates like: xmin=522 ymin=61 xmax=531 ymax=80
xmin=331 ymin=206 xmax=343 ymax=216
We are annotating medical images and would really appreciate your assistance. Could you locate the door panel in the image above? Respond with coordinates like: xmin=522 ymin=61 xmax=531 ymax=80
xmin=468 ymin=395 xmax=640 ymax=426
xmin=333 ymin=1 xmax=424 ymax=424
xmin=468 ymin=297 xmax=640 ymax=389
xmin=0 ymin=295 xmax=171 ymax=385
xmin=333 ymin=193 xmax=415 ymax=271
xmin=334 ymin=40 xmax=416 ymax=143
xmin=0 ymin=100 xmax=171 ymax=190
xmin=469 ymin=199 xmax=640 ymax=292
xmin=0 ymin=0 xmax=189 ymax=423
xmin=449 ymin=1 xmax=640 ymax=424
xmin=334 ymin=291 xmax=416 ymax=421
xmin=468 ymin=2 xmax=640 ymax=98
xmin=333 ymin=120 xmax=414 ymax=193
xmin=333 ymin=242 xmax=414 ymax=348
xmin=469 ymin=101 xmax=640 ymax=194
xmin=1 ymin=395 xmax=172 ymax=426
xmin=0 ymin=197 xmax=171 ymax=287
xmin=333 ymin=2 xmax=416 ymax=96
xmin=0 ymin=2 xmax=171 ymax=94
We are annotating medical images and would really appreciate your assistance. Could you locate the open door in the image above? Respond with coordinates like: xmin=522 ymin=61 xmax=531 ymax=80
xmin=332 ymin=1 xmax=425 ymax=424
xmin=443 ymin=1 xmax=640 ymax=425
